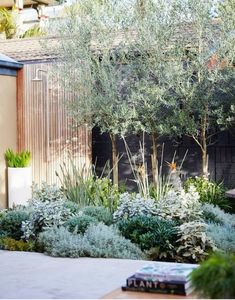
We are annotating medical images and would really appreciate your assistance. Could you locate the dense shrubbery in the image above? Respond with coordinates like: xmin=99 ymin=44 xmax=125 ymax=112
xmin=0 ymin=210 xmax=29 ymax=240
xmin=184 ymin=177 xmax=229 ymax=209
xmin=113 ymin=193 xmax=157 ymax=220
xmin=156 ymin=186 xmax=202 ymax=223
xmin=64 ymin=214 xmax=98 ymax=234
xmin=176 ymin=221 xmax=215 ymax=262
xmin=0 ymin=174 xmax=234 ymax=263
xmin=118 ymin=215 xmax=177 ymax=259
xmin=81 ymin=206 xmax=113 ymax=225
xmin=0 ymin=237 xmax=35 ymax=252
xmin=22 ymin=200 xmax=73 ymax=240
xmin=38 ymin=223 xmax=144 ymax=259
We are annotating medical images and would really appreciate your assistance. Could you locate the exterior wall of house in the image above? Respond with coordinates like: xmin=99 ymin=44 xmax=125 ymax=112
xmin=0 ymin=75 xmax=17 ymax=209
xmin=18 ymin=62 xmax=91 ymax=186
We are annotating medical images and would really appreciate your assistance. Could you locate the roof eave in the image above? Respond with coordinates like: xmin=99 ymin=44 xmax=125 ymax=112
xmin=0 ymin=60 xmax=23 ymax=70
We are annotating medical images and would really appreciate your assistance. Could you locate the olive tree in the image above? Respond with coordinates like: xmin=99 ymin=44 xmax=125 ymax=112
xmin=171 ymin=0 xmax=235 ymax=177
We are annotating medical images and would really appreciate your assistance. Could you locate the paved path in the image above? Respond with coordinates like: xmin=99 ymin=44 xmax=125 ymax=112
xmin=0 ymin=250 xmax=148 ymax=299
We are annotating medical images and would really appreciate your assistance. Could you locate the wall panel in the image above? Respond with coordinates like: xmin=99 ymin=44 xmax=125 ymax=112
xmin=19 ymin=63 xmax=91 ymax=185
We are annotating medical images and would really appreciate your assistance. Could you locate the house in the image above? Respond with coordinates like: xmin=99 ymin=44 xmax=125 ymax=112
xmin=0 ymin=36 xmax=91 ymax=209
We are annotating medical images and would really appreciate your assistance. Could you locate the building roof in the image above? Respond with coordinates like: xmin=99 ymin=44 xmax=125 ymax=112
xmin=0 ymin=36 xmax=59 ymax=62
xmin=0 ymin=53 xmax=23 ymax=69
xmin=0 ymin=19 xmax=222 ymax=63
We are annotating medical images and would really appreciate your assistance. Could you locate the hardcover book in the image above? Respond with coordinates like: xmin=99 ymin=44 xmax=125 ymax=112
xmin=126 ymin=275 xmax=192 ymax=291
xmin=122 ymin=285 xmax=194 ymax=296
xmin=135 ymin=262 xmax=199 ymax=282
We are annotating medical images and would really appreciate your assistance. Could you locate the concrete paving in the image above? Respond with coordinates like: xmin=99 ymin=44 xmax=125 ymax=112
xmin=0 ymin=250 xmax=148 ymax=299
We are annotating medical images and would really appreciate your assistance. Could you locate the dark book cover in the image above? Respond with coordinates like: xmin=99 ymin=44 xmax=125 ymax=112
xmin=126 ymin=275 xmax=191 ymax=291
xmin=122 ymin=285 xmax=194 ymax=296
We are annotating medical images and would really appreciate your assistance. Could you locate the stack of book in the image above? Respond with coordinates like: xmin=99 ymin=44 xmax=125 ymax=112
xmin=122 ymin=262 xmax=199 ymax=296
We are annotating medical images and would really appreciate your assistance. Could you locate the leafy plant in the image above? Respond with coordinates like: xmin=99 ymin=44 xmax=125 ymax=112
xmin=207 ymin=222 xmax=235 ymax=253
xmin=64 ymin=214 xmax=98 ymax=234
xmin=113 ymin=193 xmax=157 ymax=221
xmin=0 ymin=237 xmax=35 ymax=252
xmin=63 ymin=201 xmax=80 ymax=214
xmin=156 ymin=186 xmax=203 ymax=223
xmin=81 ymin=206 xmax=113 ymax=225
xmin=38 ymin=226 xmax=91 ymax=258
xmin=32 ymin=182 xmax=65 ymax=202
xmin=191 ymin=252 xmax=235 ymax=299
xmin=22 ymin=200 xmax=73 ymax=240
xmin=184 ymin=177 xmax=229 ymax=209
xmin=38 ymin=224 xmax=144 ymax=259
xmin=202 ymin=203 xmax=235 ymax=227
xmin=83 ymin=223 xmax=144 ymax=259
xmin=118 ymin=215 xmax=177 ymax=259
xmin=176 ymin=221 xmax=214 ymax=263
xmin=5 ymin=148 xmax=31 ymax=168
xmin=56 ymin=159 xmax=120 ymax=212
xmin=0 ymin=210 xmax=29 ymax=240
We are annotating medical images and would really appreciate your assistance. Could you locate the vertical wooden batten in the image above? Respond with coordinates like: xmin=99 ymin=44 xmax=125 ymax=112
xmin=16 ymin=67 xmax=24 ymax=152
xmin=17 ymin=62 xmax=92 ymax=185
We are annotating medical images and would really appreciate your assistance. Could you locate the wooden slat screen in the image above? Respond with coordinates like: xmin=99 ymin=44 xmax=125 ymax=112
xmin=18 ymin=63 xmax=91 ymax=185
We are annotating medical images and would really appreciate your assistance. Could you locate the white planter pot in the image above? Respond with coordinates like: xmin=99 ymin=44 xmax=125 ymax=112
xmin=8 ymin=167 xmax=32 ymax=208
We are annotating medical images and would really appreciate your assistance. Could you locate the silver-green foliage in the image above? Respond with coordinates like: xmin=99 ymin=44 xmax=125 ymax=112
xmin=176 ymin=221 xmax=215 ymax=262
xmin=81 ymin=206 xmax=113 ymax=225
xmin=202 ymin=203 xmax=235 ymax=227
xmin=38 ymin=223 xmax=144 ymax=259
xmin=156 ymin=186 xmax=203 ymax=223
xmin=38 ymin=226 xmax=91 ymax=258
xmin=32 ymin=182 xmax=66 ymax=202
xmin=83 ymin=223 xmax=144 ymax=259
xmin=22 ymin=200 xmax=74 ymax=240
xmin=113 ymin=193 xmax=157 ymax=220
xmin=207 ymin=222 xmax=235 ymax=253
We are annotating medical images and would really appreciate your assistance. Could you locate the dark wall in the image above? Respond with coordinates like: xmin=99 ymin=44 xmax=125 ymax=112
xmin=92 ymin=127 xmax=235 ymax=188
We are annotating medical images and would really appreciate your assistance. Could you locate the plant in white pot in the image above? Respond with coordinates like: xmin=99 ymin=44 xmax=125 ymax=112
xmin=5 ymin=149 xmax=32 ymax=208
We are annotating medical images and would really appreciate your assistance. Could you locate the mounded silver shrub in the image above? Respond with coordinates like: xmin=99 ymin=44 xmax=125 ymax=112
xmin=38 ymin=223 xmax=144 ymax=259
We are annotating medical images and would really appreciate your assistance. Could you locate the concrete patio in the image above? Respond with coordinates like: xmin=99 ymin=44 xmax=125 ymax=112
xmin=0 ymin=250 xmax=148 ymax=299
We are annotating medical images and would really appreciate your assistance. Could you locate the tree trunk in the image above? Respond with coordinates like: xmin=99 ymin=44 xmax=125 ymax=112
xmin=110 ymin=133 xmax=118 ymax=187
xmin=201 ymin=112 xmax=209 ymax=178
xmin=151 ymin=132 xmax=158 ymax=187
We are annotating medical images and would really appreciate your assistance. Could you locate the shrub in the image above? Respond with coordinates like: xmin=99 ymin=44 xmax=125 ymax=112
xmin=118 ymin=215 xmax=177 ymax=259
xmin=38 ymin=224 xmax=144 ymax=259
xmin=176 ymin=221 xmax=214 ymax=263
xmin=0 ymin=210 xmax=29 ymax=240
xmin=64 ymin=214 xmax=98 ymax=234
xmin=81 ymin=206 xmax=113 ymax=225
xmin=22 ymin=200 xmax=73 ymax=240
xmin=202 ymin=203 xmax=235 ymax=227
xmin=83 ymin=223 xmax=144 ymax=259
xmin=0 ymin=237 xmax=35 ymax=252
xmin=113 ymin=193 xmax=157 ymax=221
xmin=191 ymin=252 xmax=235 ymax=299
xmin=156 ymin=186 xmax=202 ymax=223
xmin=184 ymin=177 xmax=229 ymax=209
xmin=89 ymin=177 xmax=120 ymax=213
xmin=38 ymin=227 xmax=91 ymax=257
xmin=63 ymin=201 xmax=80 ymax=214
xmin=207 ymin=222 xmax=235 ymax=253
xmin=56 ymin=159 xmax=120 ymax=213
xmin=32 ymin=182 xmax=65 ymax=202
